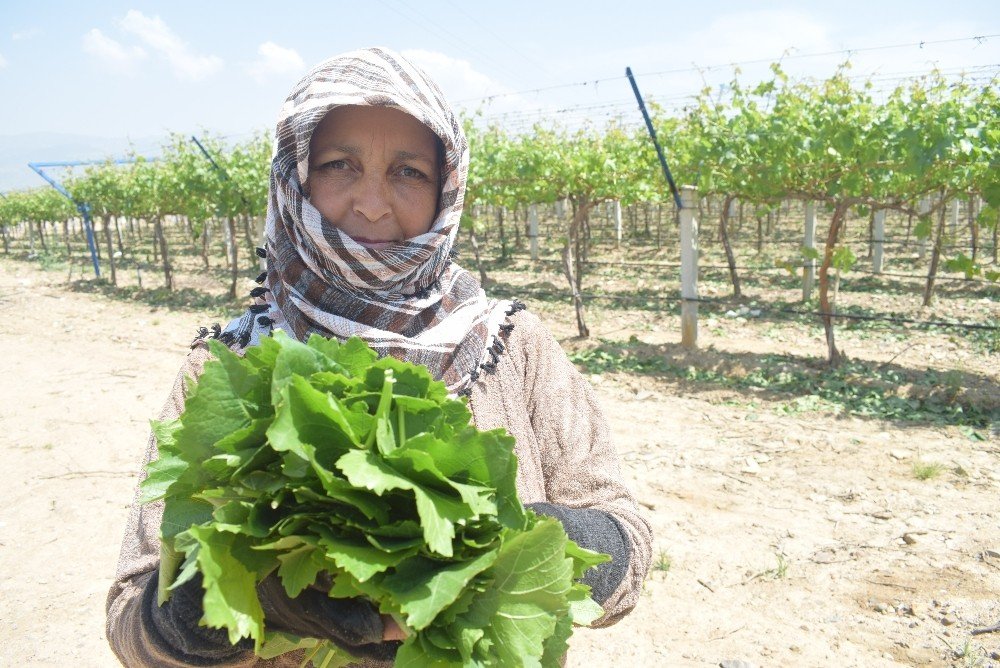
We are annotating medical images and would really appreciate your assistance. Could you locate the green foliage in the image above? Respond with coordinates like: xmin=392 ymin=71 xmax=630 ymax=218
xmin=830 ymin=246 xmax=857 ymax=272
xmin=967 ymin=317 xmax=1000 ymax=355
xmin=143 ymin=332 xmax=606 ymax=666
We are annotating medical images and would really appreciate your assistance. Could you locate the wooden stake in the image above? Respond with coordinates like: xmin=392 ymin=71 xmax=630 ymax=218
xmin=679 ymin=186 xmax=699 ymax=349
xmin=528 ymin=204 xmax=539 ymax=261
xmin=803 ymin=201 xmax=816 ymax=302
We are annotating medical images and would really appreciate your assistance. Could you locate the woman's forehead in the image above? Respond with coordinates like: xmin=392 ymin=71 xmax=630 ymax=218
xmin=311 ymin=106 xmax=438 ymax=148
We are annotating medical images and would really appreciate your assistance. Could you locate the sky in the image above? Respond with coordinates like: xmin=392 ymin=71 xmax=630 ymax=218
xmin=1 ymin=1 xmax=998 ymax=190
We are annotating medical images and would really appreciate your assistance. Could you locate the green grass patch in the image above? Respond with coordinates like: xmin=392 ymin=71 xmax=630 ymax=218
xmin=568 ymin=339 xmax=998 ymax=428
xmin=911 ymin=460 xmax=946 ymax=480
xmin=653 ymin=551 xmax=672 ymax=573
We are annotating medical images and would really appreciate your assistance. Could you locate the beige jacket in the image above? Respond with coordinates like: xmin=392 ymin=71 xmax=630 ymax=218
xmin=106 ymin=310 xmax=652 ymax=666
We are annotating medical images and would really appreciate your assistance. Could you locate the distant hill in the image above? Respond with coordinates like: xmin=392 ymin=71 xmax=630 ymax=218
xmin=0 ymin=133 xmax=163 ymax=192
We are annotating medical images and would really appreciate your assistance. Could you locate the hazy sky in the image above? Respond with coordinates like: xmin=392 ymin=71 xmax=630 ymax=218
xmin=0 ymin=1 xmax=998 ymax=188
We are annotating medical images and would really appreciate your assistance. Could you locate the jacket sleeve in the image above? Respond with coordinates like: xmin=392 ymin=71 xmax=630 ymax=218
xmin=104 ymin=346 xmax=267 ymax=667
xmin=517 ymin=312 xmax=652 ymax=627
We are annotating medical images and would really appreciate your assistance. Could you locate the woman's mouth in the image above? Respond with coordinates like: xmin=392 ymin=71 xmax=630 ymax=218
xmin=351 ymin=236 xmax=396 ymax=250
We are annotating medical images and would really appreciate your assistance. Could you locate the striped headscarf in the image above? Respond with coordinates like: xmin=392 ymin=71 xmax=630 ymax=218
xmin=212 ymin=47 xmax=519 ymax=394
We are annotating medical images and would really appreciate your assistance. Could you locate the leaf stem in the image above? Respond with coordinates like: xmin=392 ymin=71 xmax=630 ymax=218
xmin=365 ymin=369 xmax=395 ymax=449
xmin=157 ymin=540 xmax=182 ymax=605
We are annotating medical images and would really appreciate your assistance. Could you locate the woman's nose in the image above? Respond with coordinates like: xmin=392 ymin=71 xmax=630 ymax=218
xmin=353 ymin=173 xmax=391 ymax=223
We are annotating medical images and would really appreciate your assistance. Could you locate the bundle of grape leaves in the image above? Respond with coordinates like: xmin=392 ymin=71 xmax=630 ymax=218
xmin=141 ymin=332 xmax=608 ymax=667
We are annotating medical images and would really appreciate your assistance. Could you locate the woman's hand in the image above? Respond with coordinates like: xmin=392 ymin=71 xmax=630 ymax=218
xmin=381 ymin=614 xmax=408 ymax=641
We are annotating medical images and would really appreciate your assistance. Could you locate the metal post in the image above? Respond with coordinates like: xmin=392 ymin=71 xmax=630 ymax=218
xmin=28 ymin=158 xmax=145 ymax=278
xmin=28 ymin=163 xmax=100 ymax=277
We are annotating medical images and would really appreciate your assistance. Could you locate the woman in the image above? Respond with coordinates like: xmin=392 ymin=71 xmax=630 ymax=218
xmin=106 ymin=47 xmax=651 ymax=666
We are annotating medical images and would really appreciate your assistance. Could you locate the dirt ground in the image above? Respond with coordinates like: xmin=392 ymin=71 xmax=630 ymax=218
xmin=0 ymin=258 xmax=998 ymax=667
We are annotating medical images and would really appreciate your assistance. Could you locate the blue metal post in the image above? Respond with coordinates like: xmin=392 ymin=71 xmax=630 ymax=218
xmin=27 ymin=158 xmax=146 ymax=278
xmin=28 ymin=162 xmax=101 ymax=277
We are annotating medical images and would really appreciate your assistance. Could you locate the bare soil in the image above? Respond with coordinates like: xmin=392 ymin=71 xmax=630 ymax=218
xmin=0 ymin=257 xmax=998 ymax=668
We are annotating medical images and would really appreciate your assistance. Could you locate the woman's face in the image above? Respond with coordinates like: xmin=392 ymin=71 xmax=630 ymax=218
xmin=307 ymin=105 xmax=441 ymax=249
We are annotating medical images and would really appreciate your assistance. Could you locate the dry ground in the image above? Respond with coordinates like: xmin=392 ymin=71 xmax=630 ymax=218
xmin=0 ymin=257 xmax=997 ymax=667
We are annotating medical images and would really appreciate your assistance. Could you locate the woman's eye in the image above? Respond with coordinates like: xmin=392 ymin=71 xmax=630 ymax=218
xmin=324 ymin=159 xmax=349 ymax=170
xmin=399 ymin=166 xmax=426 ymax=179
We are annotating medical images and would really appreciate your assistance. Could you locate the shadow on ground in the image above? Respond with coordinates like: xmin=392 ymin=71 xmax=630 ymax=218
xmin=562 ymin=336 xmax=1000 ymax=431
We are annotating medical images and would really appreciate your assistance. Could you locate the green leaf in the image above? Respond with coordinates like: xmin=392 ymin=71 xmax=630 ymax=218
xmin=256 ymin=631 xmax=320 ymax=660
xmin=831 ymin=246 xmax=857 ymax=272
xmin=187 ymin=525 xmax=266 ymax=645
xmin=214 ymin=418 xmax=272 ymax=454
xmin=276 ymin=544 xmax=326 ymax=597
xmin=271 ymin=331 xmax=343 ymax=395
xmin=453 ymin=519 xmax=575 ymax=667
xmin=800 ymin=246 xmax=821 ymax=261
xmin=179 ymin=346 xmax=262 ymax=460
xmin=151 ymin=417 xmax=181 ymax=451
xmin=314 ymin=530 xmax=414 ymax=582
xmin=382 ymin=551 xmax=499 ymax=630
xmin=417 ymin=429 xmax=524 ymax=530
xmin=161 ymin=497 xmax=214 ymax=541
xmin=336 ymin=449 xmax=470 ymax=557
xmin=139 ymin=453 xmax=188 ymax=504
xmin=563 ymin=537 xmax=611 ymax=580
xmin=914 ymin=217 xmax=933 ymax=240
xmin=267 ymin=375 xmax=358 ymax=466
xmin=308 ymin=334 xmax=378 ymax=378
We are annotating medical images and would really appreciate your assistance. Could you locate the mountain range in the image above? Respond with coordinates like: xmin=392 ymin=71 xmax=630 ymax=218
xmin=0 ymin=133 xmax=164 ymax=193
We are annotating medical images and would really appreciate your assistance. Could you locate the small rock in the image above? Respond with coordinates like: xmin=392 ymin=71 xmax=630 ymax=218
xmin=902 ymin=533 xmax=918 ymax=545
xmin=909 ymin=601 xmax=926 ymax=617
xmin=719 ymin=661 xmax=757 ymax=668
xmin=984 ymin=549 xmax=1000 ymax=559
xmin=890 ymin=449 xmax=911 ymax=461
xmin=741 ymin=457 xmax=760 ymax=474
xmin=941 ymin=615 xmax=958 ymax=626
xmin=990 ymin=650 xmax=1000 ymax=661
xmin=874 ymin=601 xmax=890 ymax=613
xmin=871 ymin=510 xmax=893 ymax=520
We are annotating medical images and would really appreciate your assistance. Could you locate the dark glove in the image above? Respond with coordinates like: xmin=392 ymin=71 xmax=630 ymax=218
xmin=256 ymin=574 xmax=390 ymax=657
xmin=144 ymin=569 xmax=398 ymax=662
xmin=527 ymin=502 xmax=632 ymax=605
xmin=143 ymin=570 xmax=253 ymax=662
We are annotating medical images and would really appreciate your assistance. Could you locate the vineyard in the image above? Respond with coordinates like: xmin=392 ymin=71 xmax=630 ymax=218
xmin=1 ymin=62 xmax=1000 ymax=666
xmin=1 ymin=64 xmax=998 ymax=415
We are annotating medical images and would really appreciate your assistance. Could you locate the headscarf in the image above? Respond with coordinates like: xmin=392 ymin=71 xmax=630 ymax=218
xmin=200 ymin=47 xmax=522 ymax=395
